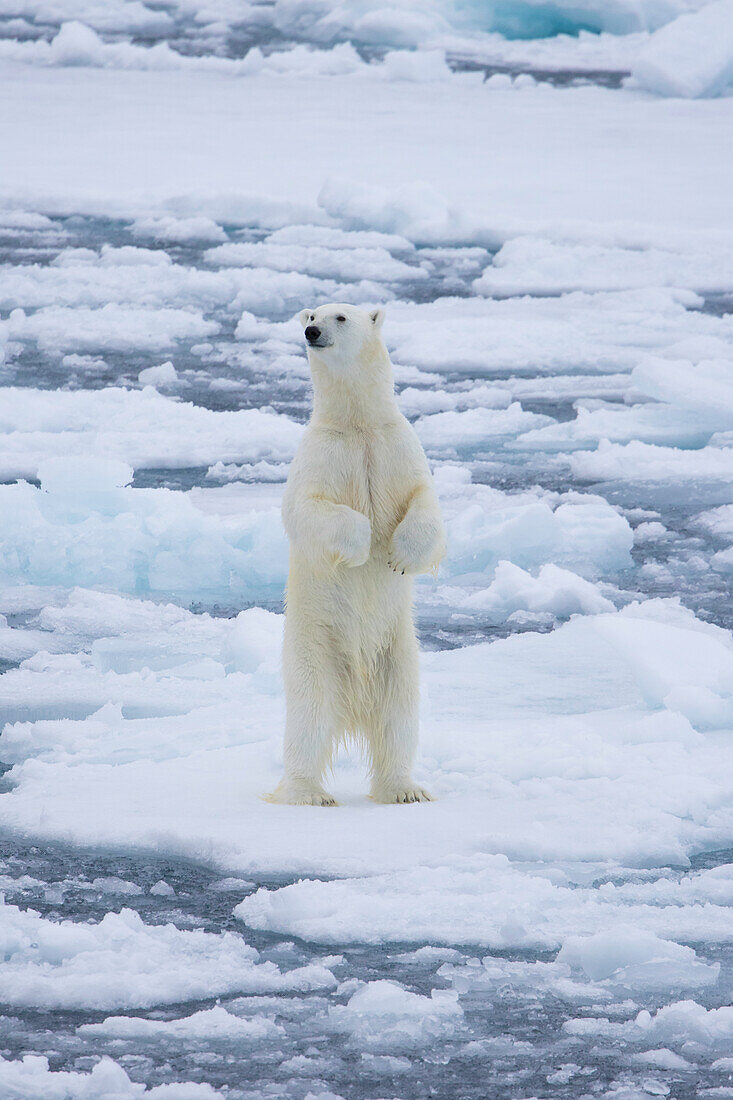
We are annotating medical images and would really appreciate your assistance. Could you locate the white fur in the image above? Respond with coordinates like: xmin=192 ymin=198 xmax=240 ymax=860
xmin=269 ymin=303 xmax=445 ymax=806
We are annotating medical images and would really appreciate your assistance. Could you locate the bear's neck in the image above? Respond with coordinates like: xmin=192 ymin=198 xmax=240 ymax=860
xmin=309 ymin=345 xmax=400 ymax=430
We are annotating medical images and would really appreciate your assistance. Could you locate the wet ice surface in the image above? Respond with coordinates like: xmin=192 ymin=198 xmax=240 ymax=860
xmin=1 ymin=833 xmax=732 ymax=1100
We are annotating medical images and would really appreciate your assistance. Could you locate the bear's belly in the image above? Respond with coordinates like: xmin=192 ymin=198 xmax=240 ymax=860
xmin=286 ymin=554 xmax=409 ymax=656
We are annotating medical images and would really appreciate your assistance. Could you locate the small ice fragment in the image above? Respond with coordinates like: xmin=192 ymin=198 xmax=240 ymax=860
xmin=150 ymin=880 xmax=175 ymax=897
xmin=208 ymin=877 xmax=256 ymax=892
xmin=138 ymin=361 xmax=177 ymax=386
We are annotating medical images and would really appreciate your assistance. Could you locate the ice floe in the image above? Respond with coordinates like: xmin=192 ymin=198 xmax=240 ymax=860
xmin=0 ymin=899 xmax=336 ymax=1010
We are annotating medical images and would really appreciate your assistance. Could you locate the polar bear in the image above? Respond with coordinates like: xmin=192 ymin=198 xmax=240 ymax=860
xmin=269 ymin=303 xmax=446 ymax=806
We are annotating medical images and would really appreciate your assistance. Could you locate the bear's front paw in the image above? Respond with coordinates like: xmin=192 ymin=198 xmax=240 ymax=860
xmin=331 ymin=509 xmax=371 ymax=568
xmin=388 ymin=513 xmax=444 ymax=576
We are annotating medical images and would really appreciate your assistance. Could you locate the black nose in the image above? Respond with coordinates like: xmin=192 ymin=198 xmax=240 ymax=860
xmin=305 ymin=325 xmax=321 ymax=343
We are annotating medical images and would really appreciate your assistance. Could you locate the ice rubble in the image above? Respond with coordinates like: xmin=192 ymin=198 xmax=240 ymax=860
xmin=318 ymin=176 xmax=482 ymax=247
xmin=0 ymin=470 xmax=288 ymax=597
xmin=632 ymin=0 xmax=733 ymax=97
xmin=0 ymin=458 xmax=631 ymax=599
xmin=204 ymin=238 xmax=424 ymax=282
xmin=414 ymin=402 xmax=553 ymax=449
xmin=137 ymin=361 xmax=177 ymax=386
xmin=0 ymin=0 xmax=174 ymax=35
xmin=131 ymin=215 xmax=226 ymax=244
xmin=9 ymin=0 xmax=702 ymax=50
xmin=436 ymin=475 xmax=633 ymax=579
xmin=555 ymin=929 xmax=720 ymax=992
xmin=0 ymin=898 xmax=336 ymax=1010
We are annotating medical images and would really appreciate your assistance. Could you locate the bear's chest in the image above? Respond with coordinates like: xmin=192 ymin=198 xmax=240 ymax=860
xmin=332 ymin=429 xmax=415 ymax=536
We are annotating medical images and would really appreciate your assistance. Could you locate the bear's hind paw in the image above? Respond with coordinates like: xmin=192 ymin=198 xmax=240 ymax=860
xmin=266 ymin=780 xmax=338 ymax=807
xmin=371 ymin=783 xmax=433 ymax=804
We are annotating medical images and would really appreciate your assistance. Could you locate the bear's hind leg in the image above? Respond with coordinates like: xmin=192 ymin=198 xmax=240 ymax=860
xmin=366 ymin=627 xmax=433 ymax=805
xmin=269 ymin=656 xmax=340 ymax=807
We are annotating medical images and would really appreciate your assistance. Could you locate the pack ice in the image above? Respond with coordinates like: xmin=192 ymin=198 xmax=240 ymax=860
xmin=0 ymin=0 xmax=733 ymax=1097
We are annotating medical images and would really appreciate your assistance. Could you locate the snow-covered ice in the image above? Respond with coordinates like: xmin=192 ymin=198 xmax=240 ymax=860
xmin=1 ymin=0 xmax=733 ymax=1096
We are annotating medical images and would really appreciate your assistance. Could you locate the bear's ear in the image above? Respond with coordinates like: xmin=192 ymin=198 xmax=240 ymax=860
xmin=370 ymin=308 xmax=385 ymax=330
xmin=298 ymin=308 xmax=311 ymax=327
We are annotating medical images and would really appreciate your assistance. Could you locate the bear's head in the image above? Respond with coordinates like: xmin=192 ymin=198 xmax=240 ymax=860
xmin=298 ymin=303 xmax=386 ymax=375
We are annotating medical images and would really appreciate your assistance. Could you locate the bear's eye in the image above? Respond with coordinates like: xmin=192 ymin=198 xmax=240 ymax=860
xmin=310 ymin=315 xmax=314 ymax=321
xmin=336 ymin=315 xmax=346 ymax=322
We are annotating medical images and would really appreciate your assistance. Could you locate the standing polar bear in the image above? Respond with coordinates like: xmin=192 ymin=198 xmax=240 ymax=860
xmin=270 ymin=303 xmax=446 ymax=806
